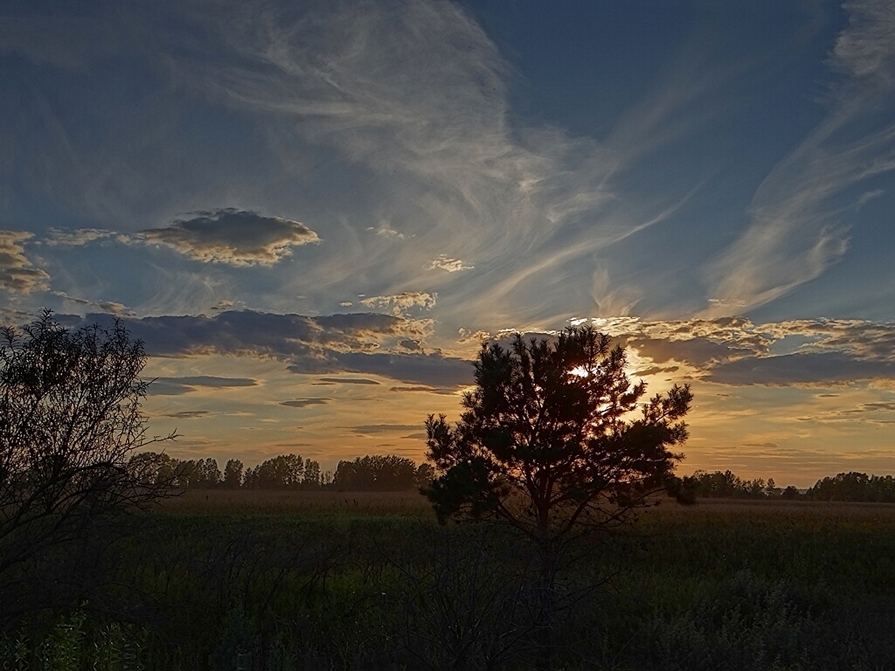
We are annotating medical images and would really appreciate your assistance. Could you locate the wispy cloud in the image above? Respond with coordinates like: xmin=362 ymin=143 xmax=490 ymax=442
xmin=0 ymin=231 xmax=50 ymax=294
xmin=315 ymin=377 xmax=380 ymax=386
xmin=360 ymin=291 xmax=436 ymax=315
xmin=706 ymin=352 xmax=895 ymax=386
xmin=51 ymin=291 xmax=133 ymax=315
xmin=43 ymin=228 xmax=117 ymax=247
xmin=347 ymin=423 xmax=422 ymax=435
xmin=795 ymin=400 xmax=895 ymax=424
xmin=0 ymin=1 xmax=721 ymax=326
xmin=705 ymin=0 xmax=895 ymax=315
xmin=280 ymin=398 xmax=331 ymax=407
xmin=428 ymin=256 xmax=473 ymax=273
xmin=149 ymin=375 xmax=260 ymax=396
xmin=167 ymin=0 xmax=674 ymax=324
xmin=367 ymin=225 xmax=405 ymax=239
xmin=389 ymin=384 xmax=456 ymax=395
xmin=831 ymin=0 xmax=895 ymax=80
xmin=158 ymin=410 xmax=211 ymax=419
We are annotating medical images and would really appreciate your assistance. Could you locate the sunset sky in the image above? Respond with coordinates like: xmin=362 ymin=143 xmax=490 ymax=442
xmin=2 ymin=0 xmax=895 ymax=486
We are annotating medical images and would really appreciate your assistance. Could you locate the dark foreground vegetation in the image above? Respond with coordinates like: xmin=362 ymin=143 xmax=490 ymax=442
xmin=3 ymin=495 xmax=895 ymax=671
xmin=667 ymin=468 xmax=895 ymax=503
xmin=4 ymin=312 xmax=894 ymax=669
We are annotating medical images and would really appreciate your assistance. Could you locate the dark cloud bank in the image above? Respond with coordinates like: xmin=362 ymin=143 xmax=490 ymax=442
xmin=56 ymin=311 xmax=895 ymax=389
xmin=76 ymin=310 xmax=474 ymax=388
xmin=149 ymin=376 xmax=260 ymax=396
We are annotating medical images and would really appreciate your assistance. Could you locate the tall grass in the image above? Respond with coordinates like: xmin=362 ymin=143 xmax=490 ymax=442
xmin=0 ymin=614 xmax=147 ymax=671
xmin=6 ymin=497 xmax=895 ymax=670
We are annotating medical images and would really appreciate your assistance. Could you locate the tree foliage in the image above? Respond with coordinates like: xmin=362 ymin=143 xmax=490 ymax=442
xmin=333 ymin=454 xmax=433 ymax=491
xmin=223 ymin=458 xmax=244 ymax=489
xmin=243 ymin=453 xmax=322 ymax=489
xmin=127 ymin=452 xmax=223 ymax=488
xmin=130 ymin=452 xmax=324 ymax=490
xmin=807 ymin=471 xmax=895 ymax=502
xmin=667 ymin=470 xmax=784 ymax=504
xmin=424 ymin=325 xmax=692 ymax=543
xmin=0 ymin=311 xmax=174 ymax=613
xmin=423 ymin=325 xmax=692 ymax=671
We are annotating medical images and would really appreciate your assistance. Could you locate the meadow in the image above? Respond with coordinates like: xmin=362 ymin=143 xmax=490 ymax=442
xmin=5 ymin=492 xmax=895 ymax=670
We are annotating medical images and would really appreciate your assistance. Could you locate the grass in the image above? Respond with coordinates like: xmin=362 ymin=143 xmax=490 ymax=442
xmin=159 ymin=489 xmax=433 ymax=517
xmin=7 ymin=495 xmax=895 ymax=670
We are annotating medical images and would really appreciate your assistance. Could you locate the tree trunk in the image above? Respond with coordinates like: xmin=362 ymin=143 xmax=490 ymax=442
xmin=534 ymin=537 xmax=557 ymax=671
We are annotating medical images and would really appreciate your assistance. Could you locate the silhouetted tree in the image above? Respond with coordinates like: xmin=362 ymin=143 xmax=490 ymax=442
xmin=301 ymin=457 xmax=321 ymax=489
xmin=195 ymin=458 xmax=222 ymax=488
xmin=781 ymin=485 xmax=801 ymax=500
xmin=665 ymin=473 xmax=698 ymax=504
xmin=333 ymin=455 xmax=419 ymax=491
xmin=177 ymin=459 xmax=199 ymax=487
xmin=242 ymin=454 xmax=321 ymax=489
xmin=128 ymin=451 xmax=182 ymax=485
xmin=691 ymin=470 xmax=743 ymax=498
xmin=332 ymin=459 xmax=357 ymax=490
xmin=0 ymin=311 xmax=174 ymax=626
xmin=423 ymin=325 xmax=691 ymax=671
xmin=414 ymin=462 xmax=436 ymax=490
xmin=223 ymin=459 xmax=244 ymax=489
xmin=127 ymin=452 xmax=222 ymax=489
xmin=254 ymin=454 xmax=303 ymax=489
xmin=746 ymin=477 xmax=767 ymax=499
xmin=807 ymin=471 xmax=895 ymax=502
xmin=667 ymin=470 xmax=807 ymax=502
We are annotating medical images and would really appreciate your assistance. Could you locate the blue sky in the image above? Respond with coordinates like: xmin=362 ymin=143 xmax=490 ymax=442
xmin=2 ymin=0 xmax=895 ymax=485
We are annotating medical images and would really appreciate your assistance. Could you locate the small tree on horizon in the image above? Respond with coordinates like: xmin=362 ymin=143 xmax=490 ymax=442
xmin=333 ymin=454 xmax=420 ymax=491
xmin=423 ymin=325 xmax=692 ymax=671
xmin=223 ymin=458 xmax=244 ymax=489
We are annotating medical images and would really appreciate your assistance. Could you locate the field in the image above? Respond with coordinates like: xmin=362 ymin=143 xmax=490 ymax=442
xmin=159 ymin=489 xmax=435 ymax=515
xmin=164 ymin=487 xmax=895 ymax=518
xmin=6 ymin=493 xmax=895 ymax=670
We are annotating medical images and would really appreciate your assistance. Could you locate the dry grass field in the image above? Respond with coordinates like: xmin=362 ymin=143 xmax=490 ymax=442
xmin=159 ymin=488 xmax=434 ymax=515
xmin=7 ymin=491 xmax=895 ymax=669
xmin=161 ymin=488 xmax=895 ymax=523
xmin=651 ymin=496 xmax=895 ymax=521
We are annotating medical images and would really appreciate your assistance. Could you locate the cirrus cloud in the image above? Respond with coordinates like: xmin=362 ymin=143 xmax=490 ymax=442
xmin=360 ymin=291 xmax=436 ymax=316
xmin=704 ymin=0 xmax=895 ymax=316
xmin=43 ymin=228 xmax=117 ymax=247
xmin=831 ymin=0 xmax=895 ymax=80
xmin=148 ymin=375 xmax=260 ymax=396
xmin=428 ymin=255 xmax=473 ymax=273
xmin=0 ymin=231 xmax=50 ymax=294
xmin=280 ymin=398 xmax=331 ymax=407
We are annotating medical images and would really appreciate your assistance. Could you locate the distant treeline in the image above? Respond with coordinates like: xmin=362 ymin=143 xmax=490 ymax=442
xmin=130 ymin=453 xmax=895 ymax=501
xmin=129 ymin=452 xmax=435 ymax=492
xmin=667 ymin=470 xmax=895 ymax=504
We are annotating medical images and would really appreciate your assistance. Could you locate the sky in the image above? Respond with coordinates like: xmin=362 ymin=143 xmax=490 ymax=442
xmin=2 ymin=0 xmax=895 ymax=486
